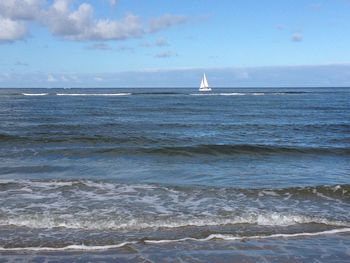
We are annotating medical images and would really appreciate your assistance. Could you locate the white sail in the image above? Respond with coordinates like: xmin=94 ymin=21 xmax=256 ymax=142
xmin=199 ymin=73 xmax=211 ymax=91
xmin=199 ymin=79 xmax=205 ymax=89
xmin=203 ymin=74 xmax=209 ymax=88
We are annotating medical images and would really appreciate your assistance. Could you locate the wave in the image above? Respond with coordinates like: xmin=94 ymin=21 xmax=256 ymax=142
xmin=56 ymin=93 xmax=131 ymax=96
xmin=1 ymin=180 xmax=348 ymax=232
xmin=28 ymin=144 xmax=349 ymax=159
xmin=1 ymin=212 xmax=349 ymax=231
xmin=190 ymin=93 xmax=247 ymax=96
xmin=143 ymin=144 xmax=350 ymax=156
xmin=145 ymin=228 xmax=350 ymax=244
xmin=0 ymin=242 xmax=136 ymax=251
xmin=1 ymin=228 xmax=349 ymax=251
xmin=0 ymin=133 xmax=163 ymax=144
xmin=22 ymin=93 xmax=49 ymax=96
xmin=189 ymin=92 xmax=304 ymax=96
xmin=1 ymin=179 xmax=349 ymax=199
xmin=40 ymin=144 xmax=350 ymax=157
xmin=0 ymin=133 xmax=18 ymax=142
xmin=4 ymin=138 xmax=347 ymax=156
xmin=134 ymin=92 xmax=184 ymax=95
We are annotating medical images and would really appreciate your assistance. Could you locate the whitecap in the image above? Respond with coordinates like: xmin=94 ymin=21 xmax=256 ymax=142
xmin=1 ymin=228 xmax=349 ymax=251
xmin=2 ymin=213 xmax=349 ymax=230
xmin=145 ymin=228 xmax=350 ymax=244
xmin=0 ymin=242 xmax=136 ymax=251
xmin=22 ymin=93 xmax=48 ymax=96
xmin=190 ymin=93 xmax=246 ymax=96
xmin=56 ymin=93 xmax=131 ymax=96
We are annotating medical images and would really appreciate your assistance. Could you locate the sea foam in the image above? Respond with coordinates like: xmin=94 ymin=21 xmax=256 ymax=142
xmin=56 ymin=93 xmax=131 ymax=96
xmin=22 ymin=93 xmax=49 ymax=96
xmin=0 ymin=228 xmax=349 ymax=251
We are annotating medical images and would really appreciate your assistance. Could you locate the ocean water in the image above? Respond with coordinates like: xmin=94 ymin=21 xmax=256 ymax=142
xmin=0 ymin=88 xmax=349 ymax=262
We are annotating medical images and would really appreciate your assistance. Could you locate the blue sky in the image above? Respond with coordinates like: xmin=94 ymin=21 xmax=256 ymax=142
xmin=1 ymin=0 xmax=350 ymax=87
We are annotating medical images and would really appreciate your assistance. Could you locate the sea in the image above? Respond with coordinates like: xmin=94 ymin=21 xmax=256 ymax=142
xmin=0 ymin=87 xmax=349 ymax=262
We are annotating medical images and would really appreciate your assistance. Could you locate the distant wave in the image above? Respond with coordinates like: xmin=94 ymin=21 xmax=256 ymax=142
xmin=0 ymin=242 xmax=135 ymax=251
xmin=190 ymin=92 xmax=264 ymax=96
xmin=145 ymin=228 xmax=350 ymax=244
xmin=1 ymin=228 xmax=349 ymax=251
xmin=143 ymin=144 xmax=350 ymax=156
xmin=35 ymin=144 xmax=350 ymax=158
xmin=190 ymin=93 xmax=247 ymax=96
xmin=2 ymin=135 xmax=348 ymax=156
xmin=0 ymin=133 xmax=18 ymax=141
xmin=0 ymin=133 xmax=164 ymax=145
xmin=1 ymin=132 xmax=349 ymax=156
xmin=56 ymin=93 xmax=131 ymax=96
xmin=190 ymin=92 xmax=305 ymax=96
xmin=134 ymin=92 xmax=184 ymax=95
xmin=18 ymin=91 xmax=308 ymax=97
xmin=22 ymin=93 xmax=49 ymax=96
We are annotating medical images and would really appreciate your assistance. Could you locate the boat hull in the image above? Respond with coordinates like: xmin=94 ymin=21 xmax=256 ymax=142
xmin=199 ymin=88 xmax=212 ymax=92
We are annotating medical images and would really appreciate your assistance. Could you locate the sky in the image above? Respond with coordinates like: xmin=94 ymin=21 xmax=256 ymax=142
xmin=0 ymin=0 xmax=350 ymax=87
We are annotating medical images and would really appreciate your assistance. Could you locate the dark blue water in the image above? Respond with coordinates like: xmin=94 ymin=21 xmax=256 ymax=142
xmin=0 ymin=88 xmax=349 ymax=262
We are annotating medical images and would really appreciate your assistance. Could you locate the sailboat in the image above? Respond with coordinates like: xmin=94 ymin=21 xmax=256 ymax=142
xmin=199 ymin=73 xmax=211 ymax=92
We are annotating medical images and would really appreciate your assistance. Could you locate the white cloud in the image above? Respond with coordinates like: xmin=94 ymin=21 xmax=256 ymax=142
xmin=139 ymin=37 xmax=170 ymax=48
xmin=117 ymin=45 xmax=134 ymax=52
xmin=0 ymin=1 xmax=189 ymax=43
xmin=43 ymin=2 xmax=94 ymax=38
xmin=155 ymin=50 xmax=178 ymax=58
xmin=84 ymin=14 xmax=142 ymax=40
xmin=292 ymin=33 xmax=303 ymax=42
xmin=0 ymin=0 xmax=41 ymax=42
xmin=155 ymin=37 xmax=169 ymax=46
xmin=52 ymin=0 xmax=71 ymax=13
xmin=94 ymin=76 xmax=103 ymax=81
xmin=139 ymin=41 xmax=151 ymax=47
xmin=309 ymin=4 xmax=321 ymax=11
xmin=0 ymin=17 xmax=28 ymax=42
xmin=276 ymin=24 xmax=285 ymax=30
xmin=109 ymin=0 xmax=117 ymax=7
xmin=41 ymin=1 xmax=144 ymax=40
xmin=2 ymin=64 xmax=350 ymax=88
xmin=15 ymin=60 xmax=29 ymax=66
xmin=149 ymin=14 xmax=188 ymax=33
xmin=0 ymin=0 xmax=43 ymax=20
xmin=86 ymin=43 xmax=112 ymax=50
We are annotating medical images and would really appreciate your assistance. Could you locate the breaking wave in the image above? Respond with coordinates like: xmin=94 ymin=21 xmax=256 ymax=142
xmin=140 ymin=144 xmax=350 ymax=156
xmin=189 ymin=92 xmax=305 ymax=96
xmin=56 ymin=93 xmax=131 ymax=96
xmin=1 ymin=213 xmax=349 ymax=230
xmin=22 ymin=93 xmax=49 ymax=96
xmin=1 ymin=228 xmax=349 ymax=251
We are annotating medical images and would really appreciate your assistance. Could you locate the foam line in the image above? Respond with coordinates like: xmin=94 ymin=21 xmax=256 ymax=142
xmin=22 ymin=93 xmax=49 ymax=96
xmin=0 ymin=242 xmax=137 ymax=251
xmin=56 ymin=93 xmax=131 ymax=96
xmin=190 ymin=93 xmax=246 ymax=96
xmin=145 ymin=228 xmax=350 ymax=244
xmin=1 ymin=228 xmax=349 ymax=251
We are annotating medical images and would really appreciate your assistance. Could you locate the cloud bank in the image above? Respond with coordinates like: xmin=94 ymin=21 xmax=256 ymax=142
xmin=0 ymin=0 xmax=188 ymax=43
xmin=1 ymin=64 xmax=350 ymax=88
